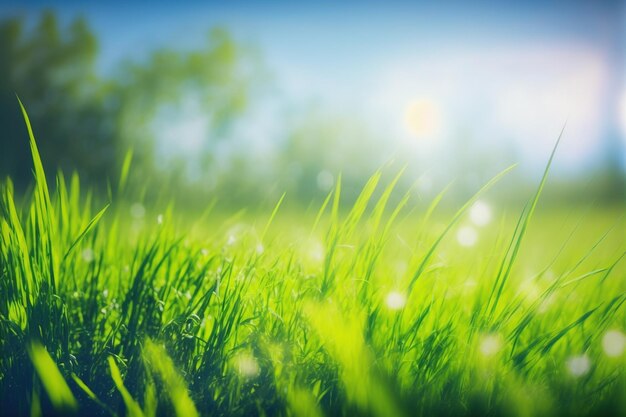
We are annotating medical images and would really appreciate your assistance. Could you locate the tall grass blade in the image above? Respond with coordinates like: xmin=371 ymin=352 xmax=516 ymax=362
xmin=28 ymin=343 xmax=78 ymax=412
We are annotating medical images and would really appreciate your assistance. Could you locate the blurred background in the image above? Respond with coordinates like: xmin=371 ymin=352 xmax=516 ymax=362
xmin=1 ymin=0 xmax=625 ymax=209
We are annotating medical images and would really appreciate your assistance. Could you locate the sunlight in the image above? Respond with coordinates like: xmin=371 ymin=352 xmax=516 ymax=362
xmin=469 ymin=200 xmax=492 ymax=227
xmin=479 ymin=334 xmax=502 ymax=356
xmin=602 ymin=330 xmax=625 ymax=357
xmin=81 ymin=248 xmax=94 ymax=263
xmin=232 ymin=352 xmax=260 ymax=379
xmin=130 ymin=203 xmax=145 ymax=219
xmin=385 ymin=291 xmax=406 ymax=310
xmin=3 ymin=4 xmax=626 ymax=416
xmin=158 ymin=113 xmax=208 ymax=154
xmin=518 ymin=278 xmax=541 ymax=304
xmin=566 ymin=354 xmax=591 ymax=377
xmin=416 ymin=174 xmax=433 ymax=194
xmin=456 ymin=226 xmax=478 ymax=247
xmin=317 ymin=170 xmax=334 ymax=191
xmin=307 ymin=239 xmax=325 ymax=263
xmin=151 ymin=96 xmax=210 ymax=178
xmin=403 ymin=98 xmax=441 ymax=139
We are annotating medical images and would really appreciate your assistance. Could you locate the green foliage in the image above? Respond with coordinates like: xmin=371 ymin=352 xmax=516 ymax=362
xmin=0 ymin=12 xmax=258 ymax=194
xmin=29 ymin=343 xmax=78 ymax=412
xmin=143 ymin=340 xmax=199 ymax=417
xmin=0 ymin=12 xmax=107 ymax=187
xmin=1 ymin=105 xmax=626 ymax=417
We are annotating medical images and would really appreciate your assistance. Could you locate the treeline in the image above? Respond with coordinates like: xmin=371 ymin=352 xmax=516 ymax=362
xmin=1 ymin=12 xmax=622 ymax=209
xmin=0 ymin=11 xmax=392 ymax=208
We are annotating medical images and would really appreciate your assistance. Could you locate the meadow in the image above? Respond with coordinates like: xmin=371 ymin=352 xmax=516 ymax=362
xmin=1 ymin=104 xmax=625 ymax=417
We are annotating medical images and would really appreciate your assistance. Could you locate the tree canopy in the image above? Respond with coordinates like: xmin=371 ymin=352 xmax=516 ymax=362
xmin=0 ymin=12 xmax=258 ymax=193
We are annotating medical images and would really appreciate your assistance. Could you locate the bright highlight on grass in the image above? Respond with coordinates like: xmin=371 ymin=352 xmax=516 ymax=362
xmin=566 ymin=354 xmax=591 ymax=377
xmin=479 ymin=334 xmax=502 ymax=357
xmin=130 ymin=202 xmax=145 ymax=219
xmin=518 ymin=278 xmax=542 ymax=303
xmin=306 ymin=239 xmax=325 ymax=263
xmin=456 ymin=226 xmax=478 ymax=246
xmin=28 ymin=344 xmax=78 ymax=412
xmin=602 ymin=330 xmax=626 ymax=357
xmin=385 ymin=291 xmax=406 ymax=310
xmin=232 ymin=352 xmax=260 ymax=378
xmin=469 ymin=200 xmax=492 ymax=226
xmin=81 ymin=248 xmax=94 ymax=262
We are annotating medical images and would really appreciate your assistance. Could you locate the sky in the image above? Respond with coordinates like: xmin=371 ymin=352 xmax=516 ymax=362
xmin=3 ymin=0 xmax=626 ymax=179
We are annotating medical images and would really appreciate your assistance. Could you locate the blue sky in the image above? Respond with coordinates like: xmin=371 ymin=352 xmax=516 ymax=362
xmin=3 ymin=0 xmax=625 ymax=177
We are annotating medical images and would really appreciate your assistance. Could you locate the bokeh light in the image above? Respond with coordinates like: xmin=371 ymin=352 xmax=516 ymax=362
xmin=566 ymin=354 xmax=591 ymax=377
xmin=385 ymin=291 xmax=406 ymax=310
xmin=602 ymin=330 xmax=626 ymax=358
xmin=456 ymin=226 xmax=478 ymax=247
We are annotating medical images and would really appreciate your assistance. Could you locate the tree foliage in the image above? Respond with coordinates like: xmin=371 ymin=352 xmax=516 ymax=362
xmin=0 ymin=12 xmax=108 ymax=186
xmin=0 ymin=12 xmax=257 ymax=191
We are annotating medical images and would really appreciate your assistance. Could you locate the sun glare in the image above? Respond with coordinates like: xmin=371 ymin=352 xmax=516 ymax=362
xmin=456 ymin=226 xmax=478 ymax=247
xmin=404 ymin=98 xmax=441 ymax=138
xmin=386 ymin=291 xmax=406 ymax=310
xmin=479 ymin=334 xmax=502 ymax=357
xmin=566 ymin=354 xmax=591 ymax=377
xmin=130 ymin=203 xmax=145 ymax=219
xmin=160 ymin=115 xmax=208 ymax=154
xmin=151 ymin=97 xmax=210 ymax=174
xmin=602 ymin=330 xmax=625 ymax=357
xmin=469 ymin=201 xmax=492 ymax=226
xmin=232 ymin=352 xmax=260 ymax=378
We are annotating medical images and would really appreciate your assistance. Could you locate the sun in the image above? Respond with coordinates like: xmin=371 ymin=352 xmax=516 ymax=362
xmin=403 ymin=98 xmax=441 ymax=138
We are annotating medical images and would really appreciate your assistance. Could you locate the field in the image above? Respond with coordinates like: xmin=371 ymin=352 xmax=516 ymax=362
xmin=1 ymin=106 xmax=625 ymax=417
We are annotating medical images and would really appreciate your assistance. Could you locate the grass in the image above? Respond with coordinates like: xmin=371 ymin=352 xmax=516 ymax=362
xmin=1 ymin=103 xmax=625 ymax=417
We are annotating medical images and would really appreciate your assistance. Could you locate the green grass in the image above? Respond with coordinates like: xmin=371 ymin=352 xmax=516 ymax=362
xmin=1 ymin=103 xmax=625 ymax=417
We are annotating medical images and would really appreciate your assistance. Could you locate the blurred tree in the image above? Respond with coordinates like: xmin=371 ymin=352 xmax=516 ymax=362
xmin=275 ymin=107 xmax=390 ymax=203
xmin=108 ymin=28 xmax=259 ymax=186
xmin=0 ymin=11 xmax=466 ymax=208
xmin=0 ymin=12 xmax=262 ymax=197
xmin=0 ymin=11 xmax=114 ymax=187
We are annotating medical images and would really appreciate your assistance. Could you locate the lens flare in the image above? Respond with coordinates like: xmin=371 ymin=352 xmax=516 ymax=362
xmin=566 ymin=354 xmax=591 ymax=377
xmin=404 ymin=99 xmax=441 ymax=138
xmin=385 ymin=291 xmax=406 ymax=310
xmin=457 ymin=226 xmax=478 ymax=247
xmin=602 ymin=330 xmax=625 ymax=357
xmin=469 ymin=200 xmax=492 ymax=226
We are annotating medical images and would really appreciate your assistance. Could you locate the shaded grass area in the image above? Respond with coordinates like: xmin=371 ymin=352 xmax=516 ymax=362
xmin=1 ymin=104 xmax=625 ymax=417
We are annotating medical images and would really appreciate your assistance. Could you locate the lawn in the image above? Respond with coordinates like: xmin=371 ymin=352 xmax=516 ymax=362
xmin=1 ymin=105 xmax=625 ymax=417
